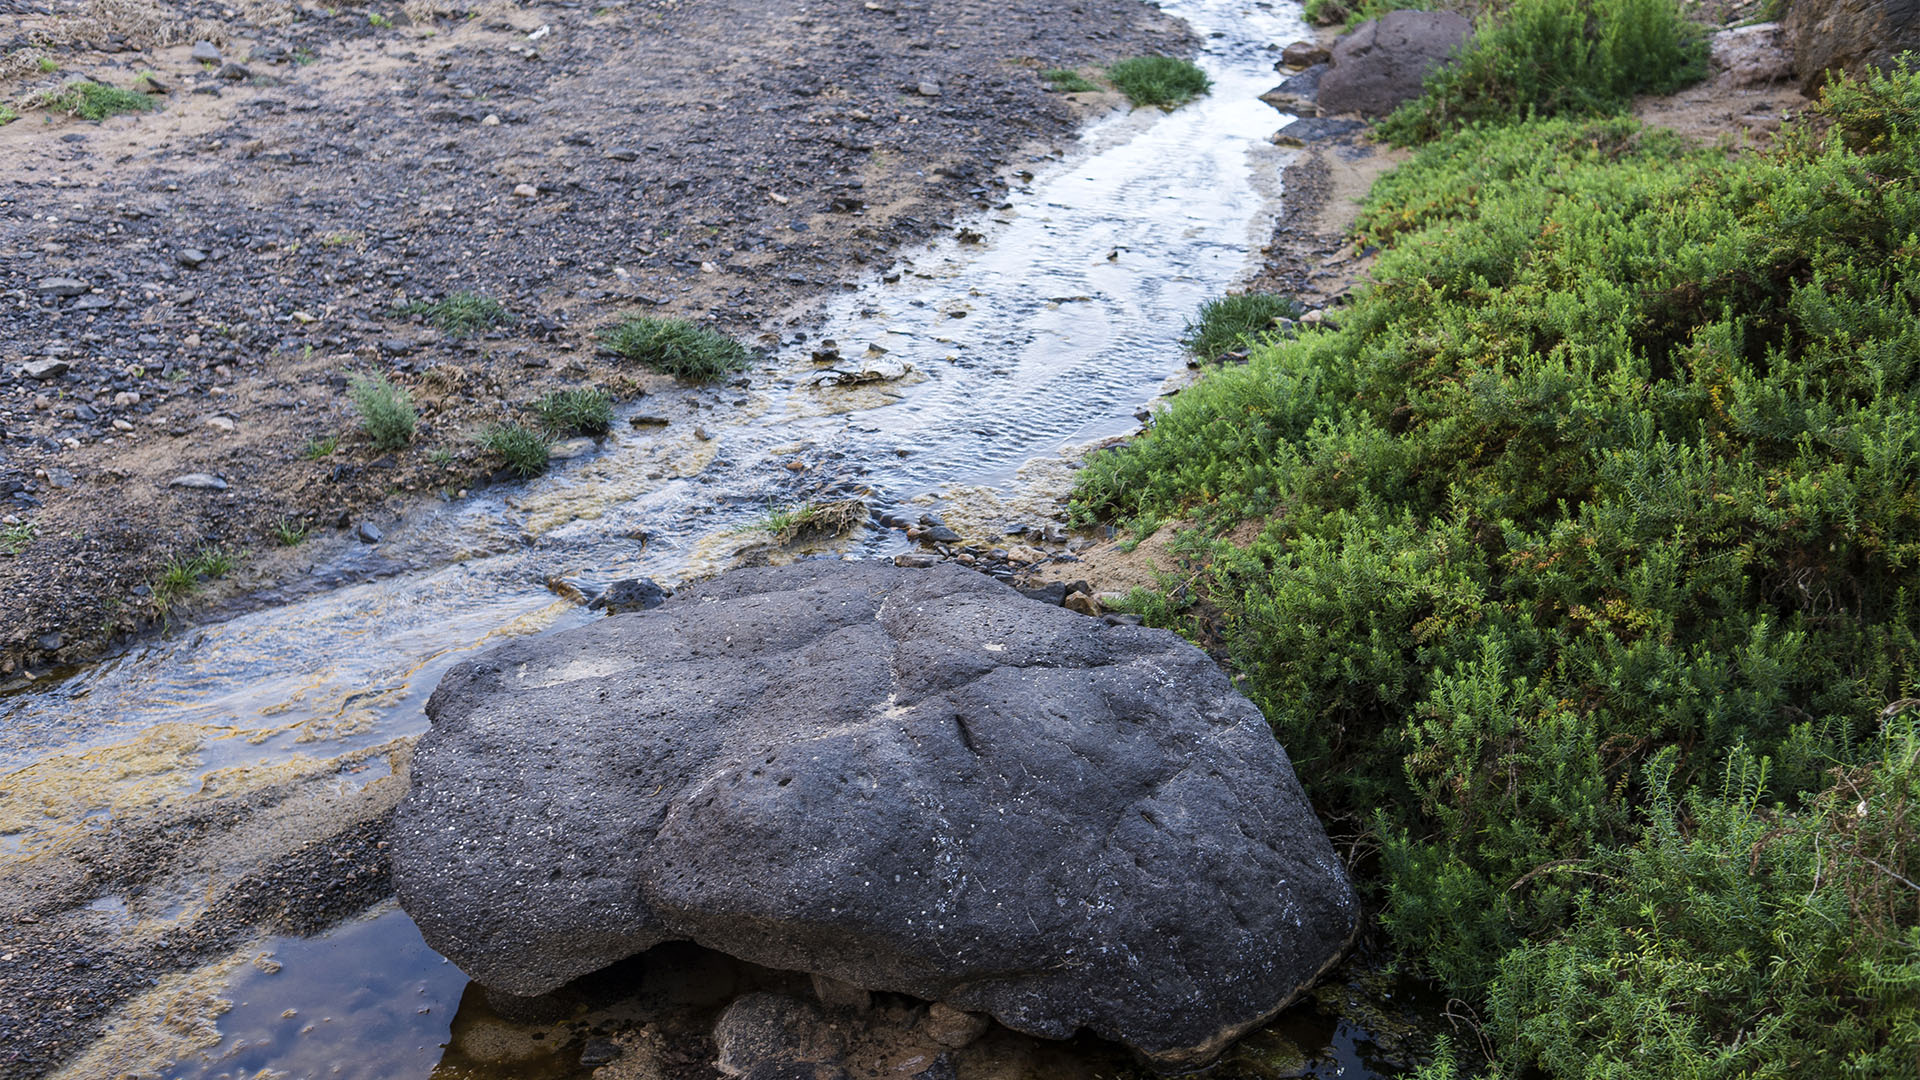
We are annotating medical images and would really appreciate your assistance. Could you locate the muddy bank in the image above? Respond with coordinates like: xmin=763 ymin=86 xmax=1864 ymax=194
xmin=0 ymin=0 xmax=1188 ymax=679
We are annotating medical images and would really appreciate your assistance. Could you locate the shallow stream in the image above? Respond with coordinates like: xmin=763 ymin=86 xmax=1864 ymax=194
xmin=2 ymin=1 xmax=1440 ymax=1075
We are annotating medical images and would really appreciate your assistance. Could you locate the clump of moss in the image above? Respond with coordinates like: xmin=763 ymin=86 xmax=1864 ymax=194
xmin=41 ymin=80 xmax=155 ymax=121
xmin=1106 ymin=55 xmax=1210 ymax=107
xmin=395 ymin=291 xmax=512 ymax=336
xmin=480 ymin=422 xmax=550 ymax=477
xmin=1181 ymin=293 xmax=1303 ymax=359
xmin=1042 ymin=67 xmax=1101 ymax=93
xmin=534 ymin=387 xmax=613 ymax=436
xmin=599 ymin=316 xmax=750 ymax=381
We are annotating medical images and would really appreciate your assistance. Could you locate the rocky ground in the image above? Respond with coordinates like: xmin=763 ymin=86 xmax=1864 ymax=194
xmin=0 ymin=0 xmax=1188 ymax=681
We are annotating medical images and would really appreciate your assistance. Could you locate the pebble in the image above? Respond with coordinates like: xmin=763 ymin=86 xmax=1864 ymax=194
xmin=548 ymin=437 xmax=595 ymax=460
xmin=20 ymin=360 xmax=70 ymax=380
xmin=482 ymin=113 xmax=501 ymax=126
xmin=354 ymin=520 xmax=383 ymax=543
xmin=177 ymin=249 xmax=209 ymax=268
xmin=216 ymin=62 xmax=251 ymax=81
xmin=513 ymin=183 xmax=538 ymax=198
xmin=204 ymin=416 xmax=236 ymax=433
xmin=112 ymin=391 xmax=140 ymax=408
xmin=191 ymin=40 xmax=223 ymax=63
xmin=36 ymin=278 xmax=88 ymax=298
xmin=917 ymin=79 xmax=943 ymax=97
xmin=112 ymin=419 xmax=134 ymax=432
xmin=893 ymin=553 xmax=939 ymax=568
xmin=167 ymin=473 xmax=228 ymax=490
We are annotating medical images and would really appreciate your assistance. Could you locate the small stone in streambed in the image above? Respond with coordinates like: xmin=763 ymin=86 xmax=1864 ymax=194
xmin=588 ymin=578 xmax=670 ymax=613
xmin=713 ymin=993 xmax=846 ymax=1077
xmin=548 ymin=437 xmax=595 ymax=460
xmin=37 ymin=278 xmax=88 ymax=298
xmin=892 ymin=552 xmax=938 ymax=568
xmin=355 ymin=520 xmax=383 ymax=543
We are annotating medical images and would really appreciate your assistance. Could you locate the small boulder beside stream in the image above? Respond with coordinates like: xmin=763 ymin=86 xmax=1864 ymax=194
xmin=392 ymin=561 xmax=1357 ymax=1068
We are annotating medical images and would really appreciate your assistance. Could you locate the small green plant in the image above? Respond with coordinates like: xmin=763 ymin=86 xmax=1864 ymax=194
xmin=2 ymin=520 xmax=35 ymax=555
xmin=368 ymin=11 xmax=392 ymax=27
xmin=395 ymin=291 xmax=512 ymax=336
xmin=479 ymin=422 xmax=551 ymax=478
xmin=534 ymin=387 xmax=613 ymax=436
xmin=1180 ymin=293 xmax=1304 ymax=359
xmin=301 ymin=434 xmax=339 ymax=459
xmin=748 ymin=499 xmax=868 ymax=545
xmin=320 ymin=231 xmax=360 ymax=247
xmin=429 ymin=447 xmax=454 ymax=465
xmin=599 ymin=316 xmax=751 ymax=381
xmin=347 ymin=371 xmax=417 ymax=450
xmin=40 ymin=80 xmax=155 ymax=121
xmin=0 ymin=104 xmax=16 ymax=126
xmin=153 ymin=546 xmax=236 ymax=612
xmin=1042 ymin=67 xmax=1101 ymax=93
xmin=270 ymin=518 xmax=308 ymax=547
xmin=292 ymin=48 xmax=316 ymax=65
xmin=1105 ymin=55 xmax=1210 ymax=107
xmin=37 ymin=57 xmax=58 ymax=74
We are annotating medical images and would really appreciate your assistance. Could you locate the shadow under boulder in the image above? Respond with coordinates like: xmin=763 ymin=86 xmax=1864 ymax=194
xmin=391 ymin=561 xmax=1357 ymax=1070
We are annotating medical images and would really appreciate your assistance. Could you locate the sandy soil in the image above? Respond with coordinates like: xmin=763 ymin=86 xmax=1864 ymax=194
xmin=0 ymin=0 xmax=1188 ymax=681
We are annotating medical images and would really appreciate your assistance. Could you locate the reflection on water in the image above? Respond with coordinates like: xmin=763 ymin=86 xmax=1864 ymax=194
xmin=163 ymin=906 xmax=467 ymax=1080
xmin=158 ymin=906 xmax=1438 ymax=1080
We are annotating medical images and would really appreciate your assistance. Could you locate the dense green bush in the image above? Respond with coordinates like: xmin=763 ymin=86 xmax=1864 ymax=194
xmin=599 ymin=316 xmax=750 ymax=381
xmin=1076 ymin=66 xmax=1920 ymax=1076
xmin=1379 ymin=0 xmax=1706 ymax=144
xmin=1106 ymin=55 xmax=1211 ymax=107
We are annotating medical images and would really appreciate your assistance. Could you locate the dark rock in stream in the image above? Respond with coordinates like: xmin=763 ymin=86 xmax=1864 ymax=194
xmin=391 ymin=561 xmax=1358 ymax=1069
xmin=1316 ymin=10 xmax=1472 ymax=117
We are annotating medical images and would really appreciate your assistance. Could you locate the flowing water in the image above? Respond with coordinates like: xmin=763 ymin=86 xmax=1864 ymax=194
xmin=1 ymin=1 xmax=1440 ymax=1075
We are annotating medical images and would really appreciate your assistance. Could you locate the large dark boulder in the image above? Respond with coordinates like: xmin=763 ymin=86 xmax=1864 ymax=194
xmin=1317 ymin=9 xmax=1473 ymax=116
xmin=1783 ymin=0 xmax=1920 ymax=94
xmin=392 ymin=561 xmax=1357 ymax=1069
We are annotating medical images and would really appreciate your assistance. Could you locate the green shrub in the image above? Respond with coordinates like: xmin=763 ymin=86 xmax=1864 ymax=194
xmin=347 ymin=371 xmax=416 ymax=450
xmin=41 ymin=81 xmax=155 ymax=122
xmin=1106 ymin=55 xmax=1211 ymax=108
xmin=480 ymin=422 xmax=550 ymax=477
xmin=0 ymin=104 xmax=17 ymax=126
xmin=1181 ymin=293 xmax=1304 ymax=359
xmin=1042 ymin=68 xmax=1101 ymax=93
xmin=1379 ymin=0 xmax=1706 ymax=144
xmin=1073 ymin=65 xmax=1920 ymax=1074
xmin=534 ymin=387 xmax=613 ymax=436
xmin=1304 ymin=0 xmax=1433 ymax=27
xmin=599 ymin=316 xmax=750 ymax=381
xmin=395 ymin=291 xmax=512 ymax=335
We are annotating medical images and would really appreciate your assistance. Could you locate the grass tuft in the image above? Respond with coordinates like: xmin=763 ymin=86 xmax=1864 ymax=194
xmin=1106 ymin=55 xmax=1210 ymax=107
xmin=1042 ymin=67 xmax=1101 ymax=93
xmin=534 ymin=387 xmax=613 ymax=436
xmin=347 ymin=372 xmax=416 ymax=450
xmin=40 ymin=80 xmax=155 ymax=121
xmin=479 ymin=422 xmax=551 ymax=477
xmin=1181 ymin=293 xmax=1304 ymax=359
xmin=270 ymin=519 xmax=308 ymax=547
xmin=0 ymin=104 xmax=17 ymax=126
xmin=599 ymin=316 xmax=751 ymax=381
xmin=395 ymin=291 xmax=512 ymax=336
xmin=153 ymin=546 xmax=235 ymax=613
xmin=2 ymin=520 xmax=34 ymax=555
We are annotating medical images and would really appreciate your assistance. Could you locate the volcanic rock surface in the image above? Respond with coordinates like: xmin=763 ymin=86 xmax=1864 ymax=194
xmin=392 ymin=561 xmax=1357 ymax=1068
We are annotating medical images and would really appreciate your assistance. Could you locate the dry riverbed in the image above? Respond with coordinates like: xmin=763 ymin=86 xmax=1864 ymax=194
xmin=0 ymin=0 xmax=1187 ymax=681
